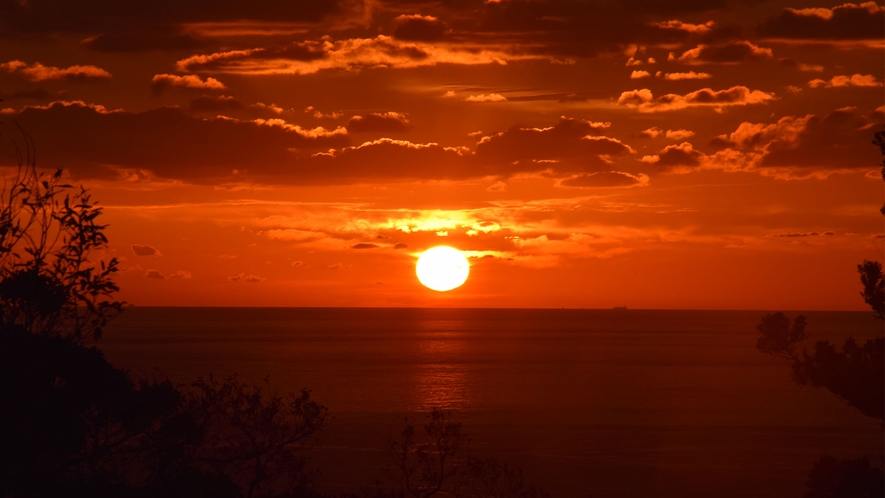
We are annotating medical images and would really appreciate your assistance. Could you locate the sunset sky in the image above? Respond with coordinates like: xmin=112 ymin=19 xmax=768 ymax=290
xmin=1 ymin=0 xmax=882 ymax=309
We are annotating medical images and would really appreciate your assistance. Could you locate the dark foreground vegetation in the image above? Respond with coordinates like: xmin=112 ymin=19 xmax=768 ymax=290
xmin=755 ymin=129 xmax=885 ymax=498
xmin=0 ymin=134 xmax=547 ymax=498
xmin=2 ymin=129 xmax=883 ymax=498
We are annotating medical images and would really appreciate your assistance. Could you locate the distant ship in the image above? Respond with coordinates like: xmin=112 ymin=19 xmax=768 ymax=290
xmin=613 ymin=305 xmax=627 ymax=310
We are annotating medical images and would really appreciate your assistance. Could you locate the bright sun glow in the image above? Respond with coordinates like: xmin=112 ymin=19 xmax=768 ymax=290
xmin=416 ymin=246 xmax=470 ymax=292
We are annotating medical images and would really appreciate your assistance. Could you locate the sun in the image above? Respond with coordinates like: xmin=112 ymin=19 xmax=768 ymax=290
xmin=416 ymin=246 xmax=470 ymax=292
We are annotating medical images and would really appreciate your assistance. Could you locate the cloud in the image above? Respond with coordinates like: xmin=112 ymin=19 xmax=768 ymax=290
xmin=0 ymin=60 xmax=111 ymax=81
xmin=169 ymin=270 xmax=192 ymax=279
xmin=347 ymin=112 xmax=409 ymax=132
xmin=474 ymin=117 xmax=631 ymax=175
xmin=769 ymin=231 xmax=836 ymax=237
xmin=661 ymin=71 xmax=712 ymax=80
xmin=706 ymin=107 xmax=882 ymax=177
xmin=665 ymin=129 xmax=695 ymax=140
xmin=0 ymin=88 xmax=52 ymax=101
xmin=228 ymin=273 xmax=264 ymax=282
xmin=10 ymin=100 xmax=350 ymax=183
xmin=81 ymin=33 xmax=204 ymax=52
xmin=641 ymin=142 xmax=705 ymax=169
xmin=466 ymin=93 xmax=507 ymax=102
xmin=777 ymin=58 xmax=823 ymax=72
xmin=757 ymin=2 xmax=885 ymax=41
xmin=394 ymin=243 xmax=409 ymax=249
xmin=617 ymin=86 xmax=775 ymax=112
xmin=558 ymin=171 xmax=649 ymax=188
xmin=176 ymin=36 xmax=532 ymax=75
xmin=807 ymin=74 xmax=882 ymax=88
xmin=638 ymin=127 xmax=695 ymax=139
xmin=144 ymin=269 xmax=165 ymax=279
xmin=0 ymin=0 xmax=339 ymax=36
xmin=392 ymin=14 xmax=447 ymax=42
xmin=151 ymin=74 xmax=226 ymax=95
xmin=487 ymin=180 xmax=508 ymax=192
xmin=671 ymin=41 xmax=773 ymax=64
xmin=352 ymin=243 xmax=379 ymax=249
xmin=630 ymin=70 xmax=651 ymax=79
xmin=189 ymin=95 xmax=244 ymax=112
xmin=131 ymin=244 xmax=162 ymax=256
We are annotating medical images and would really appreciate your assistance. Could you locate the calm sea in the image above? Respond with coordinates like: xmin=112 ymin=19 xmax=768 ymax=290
xmin=99 ymin=308 xmax=883 ymax=498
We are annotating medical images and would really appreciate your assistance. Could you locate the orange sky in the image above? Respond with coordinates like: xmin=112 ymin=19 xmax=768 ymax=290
xmin=1 ymin=0 xmax=883 ymax=309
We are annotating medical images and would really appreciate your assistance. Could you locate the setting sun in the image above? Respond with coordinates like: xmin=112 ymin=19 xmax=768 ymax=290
xmin=416 ymin=246 xmax=470 ymax=292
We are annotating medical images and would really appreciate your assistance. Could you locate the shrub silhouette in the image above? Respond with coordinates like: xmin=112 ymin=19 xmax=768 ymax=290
xmin=0 ymin=135 xmax=329 ymax=498
xmin=384 ymin=409 xmax=548 ymax=498
xmin=756 ymin=128 xmax=885 ymax=497
xmin=0 ymin=131 xmax=122 ymax=341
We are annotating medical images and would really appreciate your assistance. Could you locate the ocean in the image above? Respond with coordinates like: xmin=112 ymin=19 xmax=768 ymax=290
xmin=99 ymin=308 xmax=883 ymax=498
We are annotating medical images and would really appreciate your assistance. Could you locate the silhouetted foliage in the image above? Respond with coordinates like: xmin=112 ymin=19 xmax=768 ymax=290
xmin=184 ymin=376 xmax=330 ymax=498
xmin=0 ymin=131 xmax=122 ymax=341
xmin=874 ymin=129 xmax=885 ymax=216
xmin=857 ymin=261 xmax=884 ymax=319
xmin=756 ymin=312 xmax=884 ymax=423
xmin=804 ymin=456 xmax=884 ymax=498
xmin=384 ymin=409 xmax=548 ymax=498
xmin=756 ymin=129 xmax=885 ymax=498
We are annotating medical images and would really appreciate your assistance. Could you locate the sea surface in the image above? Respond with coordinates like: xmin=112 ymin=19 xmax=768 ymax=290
xmin=99 ymin=308 xmax=884 ymax=498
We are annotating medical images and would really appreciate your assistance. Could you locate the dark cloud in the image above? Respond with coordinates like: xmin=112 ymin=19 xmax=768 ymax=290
xmin=757 ymin=3 xmax=885 ymax=41
xmin=347 ymin=112 xmax=410 ymax=133
xmin=756 ymin=108 xmax=881 ymax=170
xmin=0 ymin=0 xmax=340 ymax=36
xmin=131 ymin=244 xmax=161 ymax=256
xmin=769 ymin=231 xmax=836 ymax=237
xmin=352 ymin=243 xmax=380 ymax=249
xmin=394 ymin=243 xmax=409 ymax=249
xmin=558 ymin=171 xmax=647 ymax=188
xmin=671 ymin=40 xmax=772 ymax=64
xmin=654 ymin=142 xmax=704 ymax=167
xmin=8 ymin=101 xmax=349 ymax=183
xmin=392 ymin=14 xmax=447 ymax=42
xmin=474 ymin=117 xmax=632 ymax=174
xmin=81 ymin=32 xmax=205 ymax=52
xmin=151 ymin=74 xmax=226 ymax=95
xmin=708 ymin=107 xmax=883 ymax=175
xmin=189 ymin=95 xmax=244 ymax=112
xmin=618 ymin=86 xmax=775 ymax=112
xmin=228 ymin=273 xmax=263 ymax=282
xmin=144 ymin=269 xmax=165 ymax=279
xmin=0 ymin=88 xmax=51 ymax=101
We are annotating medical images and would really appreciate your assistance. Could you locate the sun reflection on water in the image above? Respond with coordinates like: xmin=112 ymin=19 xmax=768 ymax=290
xmin=408 ymin=321 xmax=471 ymax=412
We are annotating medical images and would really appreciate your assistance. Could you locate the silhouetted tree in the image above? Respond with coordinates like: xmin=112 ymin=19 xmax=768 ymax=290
xmin=384 ymin=409 xmax=548 ymax=498
xmin=804 ymin=456 xmax=884 ymax=498
xmin=0 ymin=131 xmax=122 ymax=341
xmin=184 ymin=376 xmax=330 ymax=498
xmin=756 ymin=128 xmax=885 ymax=498
xmin=0 ymin=136 xmax=329 ymax=498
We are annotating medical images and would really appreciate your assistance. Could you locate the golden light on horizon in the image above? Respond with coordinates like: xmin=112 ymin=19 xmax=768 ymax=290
xmin=415 ymin=246 xmax=470 ymax=292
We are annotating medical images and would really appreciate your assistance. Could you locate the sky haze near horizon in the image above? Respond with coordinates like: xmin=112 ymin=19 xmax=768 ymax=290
xmin=0 ymin=0 xmax=883 ymax=309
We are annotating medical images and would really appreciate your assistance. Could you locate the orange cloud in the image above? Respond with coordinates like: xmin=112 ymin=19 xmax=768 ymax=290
xmin=649 ymin=20 xmax=715 ymax=34
xmin=347 ymin=112 xmax=410 ymax=132
xmin=630 ymin=70 xmax=651 ymax=79
xmin=661 ymin=71 xmax=712 ymax=80
xmin=150 ymin=74 xmax=225 ymax=95
xmin=466 ymin=93 xmax=507 ymax=102
xmin=558 ymin=171 xmax=649 ymax=188
xmin=807 ymin=74 xmax=882 ymax=88
xmin=617 ymin=86 xmax=775 ymax=112
xmin=672 ymin=41 xmax=773 ymax=64
xmin=0 ymin=60 xmax=111 ymax=81
xmin=176 ymin=36 xmax=534 ymax=75
xmin=757 ymin=2 xmax=885 ymax=41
